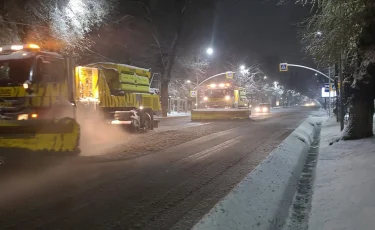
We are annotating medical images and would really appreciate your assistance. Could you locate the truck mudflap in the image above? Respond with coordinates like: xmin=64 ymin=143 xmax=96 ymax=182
xmin=0 ymin=117 xmax=80 ymax=154
xmin=191 ymin=109 xmax=251 ymax=121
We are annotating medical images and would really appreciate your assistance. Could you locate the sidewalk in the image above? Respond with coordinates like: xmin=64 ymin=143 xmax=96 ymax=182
xmin=308 ymin=118 xmax=375 ymax=230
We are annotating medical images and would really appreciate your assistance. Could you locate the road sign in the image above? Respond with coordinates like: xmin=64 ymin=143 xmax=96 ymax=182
xmin=190 ymin=90 xmax=196 ymax=97
xmin=226 ymin=71 xmax=234 ymax=79
xmin=324 ymin=83 xmax=330 ymax=92
xmin=279 ymin=63 xmax=288 ymax=72
xmin=321 ymin=87 xmax=337 ymax=98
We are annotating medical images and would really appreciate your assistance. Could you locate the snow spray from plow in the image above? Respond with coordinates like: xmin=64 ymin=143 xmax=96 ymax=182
xmin=191 ymin=109 xmax=251 ymax=121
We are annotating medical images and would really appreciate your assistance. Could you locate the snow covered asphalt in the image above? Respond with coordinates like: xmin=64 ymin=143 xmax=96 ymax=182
xmin=193 ymin=113 xmax=326 ymax=230
xmin=0 ymin=107 xmax=319 ymax=230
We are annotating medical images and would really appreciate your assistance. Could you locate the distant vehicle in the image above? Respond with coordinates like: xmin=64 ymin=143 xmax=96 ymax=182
xmin=254 ymin=103 xmax=271 ymax=113
xmin=201 ymin=83 xmax=249 ymax=109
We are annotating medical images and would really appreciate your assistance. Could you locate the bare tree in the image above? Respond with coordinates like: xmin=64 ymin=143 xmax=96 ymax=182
xmin=0 ymin=0 xmax=117 ymax=55
xmin=168 ymin=78 xmax=190 ymax=98
xmin=225 ymin=54 xmax=265 ymax=96
xmin=176 ymin=51 xmax=211 ymax=84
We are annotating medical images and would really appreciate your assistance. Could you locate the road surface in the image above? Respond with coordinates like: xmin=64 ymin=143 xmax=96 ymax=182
xmin=0 ymin=107 xmax=317 ymax=230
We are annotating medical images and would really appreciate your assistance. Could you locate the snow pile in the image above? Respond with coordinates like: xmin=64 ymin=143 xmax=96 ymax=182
xmin=308 ymin=118 xmax=375 ymax=230
xmin=155 ymin=111 xmax=191 ymax=118
xmin=193 ymin=116 xmax=326 ymax=230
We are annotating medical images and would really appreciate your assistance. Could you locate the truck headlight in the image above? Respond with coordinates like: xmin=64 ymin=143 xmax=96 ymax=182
xmin=262 ymin=107 xmax=268 ymax=112
xmin=203 ymin=96 xmax=208 ymax=101
xmin=255 ymin=107 xmax=260 ymax=112
xmin=18 ymin=114 xmax=29 ymax=120
xmin=224 ymin=95 xmax=230 ymax=101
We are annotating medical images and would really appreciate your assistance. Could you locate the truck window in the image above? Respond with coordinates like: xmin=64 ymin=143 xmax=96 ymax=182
xmin=0 ymin=58 xmax=33 ymax=85
xmin=34 ymin=57 xmax=65 ymax=83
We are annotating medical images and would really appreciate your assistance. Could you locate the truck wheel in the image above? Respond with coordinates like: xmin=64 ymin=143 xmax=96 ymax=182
xmin=143 ymin=112 xmax=152 ymax=132
xmin=130 ymin=118 xmax=140 ymax=132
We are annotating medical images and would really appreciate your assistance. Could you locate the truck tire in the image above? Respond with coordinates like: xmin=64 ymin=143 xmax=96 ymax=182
xmin=143 ymin=112 xmax=152 ymax=132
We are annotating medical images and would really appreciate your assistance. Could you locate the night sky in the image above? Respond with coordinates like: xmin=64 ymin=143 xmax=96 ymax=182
xmin=174 ymin=0 xmax=326 ymax=96
xmin=212 ymin=0 xmax=323 ymax=95
xmin=92 ymin=0 xmax=325 ymax=97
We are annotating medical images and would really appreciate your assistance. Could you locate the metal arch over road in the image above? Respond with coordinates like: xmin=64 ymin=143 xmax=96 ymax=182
xmin=280 ymin=63 xmax=334 ymax=81
xmin=193 ymin=71 xmax=236 ymax=90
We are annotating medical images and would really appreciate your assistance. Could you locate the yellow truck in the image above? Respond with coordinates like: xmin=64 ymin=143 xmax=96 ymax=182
xmin=201 ymin=83 xmax=249 ymax=109
xmin=0 ymin=44 xmax=161 ymax=154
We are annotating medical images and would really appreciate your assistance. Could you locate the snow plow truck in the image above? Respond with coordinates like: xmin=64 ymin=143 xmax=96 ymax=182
xmin=191 ymin=82 xmax=251 ymax=121
xmin=0 ymin=44 xmax=161 ymax=154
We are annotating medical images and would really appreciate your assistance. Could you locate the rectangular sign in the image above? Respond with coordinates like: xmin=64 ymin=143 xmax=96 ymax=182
xmin=279 ymin=63 xmax=288 ymax=72
xmin=190 ymin=90 xmax=196 ymax=97
xmin=226 ymin=72 xmax=234 ymax=79
xmin=321 ymin=87 xmax=337 ymax=98
xmin=324 ymin=83 xmax=330 ymax=92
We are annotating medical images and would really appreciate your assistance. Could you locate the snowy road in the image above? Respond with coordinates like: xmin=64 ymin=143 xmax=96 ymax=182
xmin=0 ymin=107 xmax=318 ymax=230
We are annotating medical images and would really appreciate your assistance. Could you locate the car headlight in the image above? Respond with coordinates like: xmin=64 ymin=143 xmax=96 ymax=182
xmin=203 ymin=96 xmax=208 ymax=101
xmin=224 ymin=95 xmax=231 ymax=101
xmin=255 ymin=107 xmax=260 ymax=112
xmin=262 ymin=107 xmax=268 ymax=112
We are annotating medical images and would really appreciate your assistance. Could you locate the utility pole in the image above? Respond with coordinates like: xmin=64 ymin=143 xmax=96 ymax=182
xmin=328 ymin=66 xmax=331 ymax=116
xmin=338 ymin=4 xmax=345 ymax=131
xmin=334 ymin=64 xmax=339 ymax=122
xmin=339 ymin=54 xmax=344 ymax=131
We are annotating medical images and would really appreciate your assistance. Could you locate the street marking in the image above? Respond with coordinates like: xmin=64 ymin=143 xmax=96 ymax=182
xmin=176 ymin=136 xmax=243 ymax=165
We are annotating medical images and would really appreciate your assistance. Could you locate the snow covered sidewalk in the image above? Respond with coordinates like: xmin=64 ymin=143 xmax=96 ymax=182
xmin=308 ymin=118 xmax=375 ymax=230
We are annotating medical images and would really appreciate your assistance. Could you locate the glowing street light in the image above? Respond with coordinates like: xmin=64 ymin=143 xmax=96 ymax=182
xmin=186 ymin=80 xmax=191 ymax=84
xmin=264 ymin=76 xmax=267 ymax=79
xmin=240 ymin=65 xmax=246 ymax=70
xmin=206 ymin=47 xmax=214 ymax=55
xmin=316 ymin=31 xmax=323 ymax=36
xmin=274 ymin=81 xmax=278 ymax=85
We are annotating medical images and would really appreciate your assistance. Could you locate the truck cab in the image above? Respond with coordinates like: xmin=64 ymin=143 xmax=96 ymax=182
xmin=202 ymin=83 xmax=248 ymax=109
xmin=0 ymin=44 xmax=73 ymax=120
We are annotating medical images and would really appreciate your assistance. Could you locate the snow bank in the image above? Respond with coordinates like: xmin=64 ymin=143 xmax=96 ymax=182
xmin=193 ymin=116 xmax=325 ymax=230
xmin=308 ymin=118 xmax=375 ymax=230
xmin=155 ymin=111 xmax=191 ymax=119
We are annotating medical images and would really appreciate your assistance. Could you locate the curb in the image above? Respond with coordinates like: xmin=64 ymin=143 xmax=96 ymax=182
xmin=155 ymin=115 xmax=190 ymax=120
xmin=193 ymin=117 xmax=324 ymax=230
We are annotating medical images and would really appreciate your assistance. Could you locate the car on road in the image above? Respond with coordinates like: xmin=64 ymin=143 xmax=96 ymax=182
xmin=254 ymin=103 xmax=271 ymax=113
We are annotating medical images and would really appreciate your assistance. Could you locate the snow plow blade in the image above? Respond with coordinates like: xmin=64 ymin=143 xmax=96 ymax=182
xmin=191 ymin=109 xmax=251 ymax=121
xmin=0 ymin=118 xmax=80 ymax=155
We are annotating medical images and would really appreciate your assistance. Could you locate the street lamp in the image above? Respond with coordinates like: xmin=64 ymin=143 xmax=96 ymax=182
xmin=186 ymin=80 xmax=191 ymax=84
xmin=206 ymin=47 xmax=214 ymax=55
xmin=274 ymin=81 xmax=278 ymax=85
xmin=264 ymin=76 xmax=267 ymax=79
xmin=240 ymin=65 xmax=246 ymax=70
xmin=316 ymin=31 xmax=322 ymax=36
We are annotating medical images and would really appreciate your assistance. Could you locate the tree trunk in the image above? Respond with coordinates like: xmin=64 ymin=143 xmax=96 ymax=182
xmin=160 ymin=80 xmax=169 ymax=117
xmin=344 ymin=100 xmax=373 ymax=140
xmin=160 ymin=33 xmax=180 ymax=117
xmin=343 ymin=49 xmax=375 ymax=140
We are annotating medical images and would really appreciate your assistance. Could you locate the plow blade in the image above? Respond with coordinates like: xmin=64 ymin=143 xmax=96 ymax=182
xmin=191 ymin=109 xmax=251 ymax=121
xmin=0 ymin=118 xmax=80 ymax=154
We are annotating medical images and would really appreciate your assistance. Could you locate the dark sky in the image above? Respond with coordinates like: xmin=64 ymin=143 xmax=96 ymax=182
xmin=208 ymin=0 xmax=324 ymax=96
xmin=91 ymin=0 xmax=325 ymax=97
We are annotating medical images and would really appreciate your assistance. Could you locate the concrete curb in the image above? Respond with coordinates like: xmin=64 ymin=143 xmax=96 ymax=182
xmin=193 ymin=117 xmax=323 ymax=230
xmin=155 ymin=115 xmax=190 ymax=120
